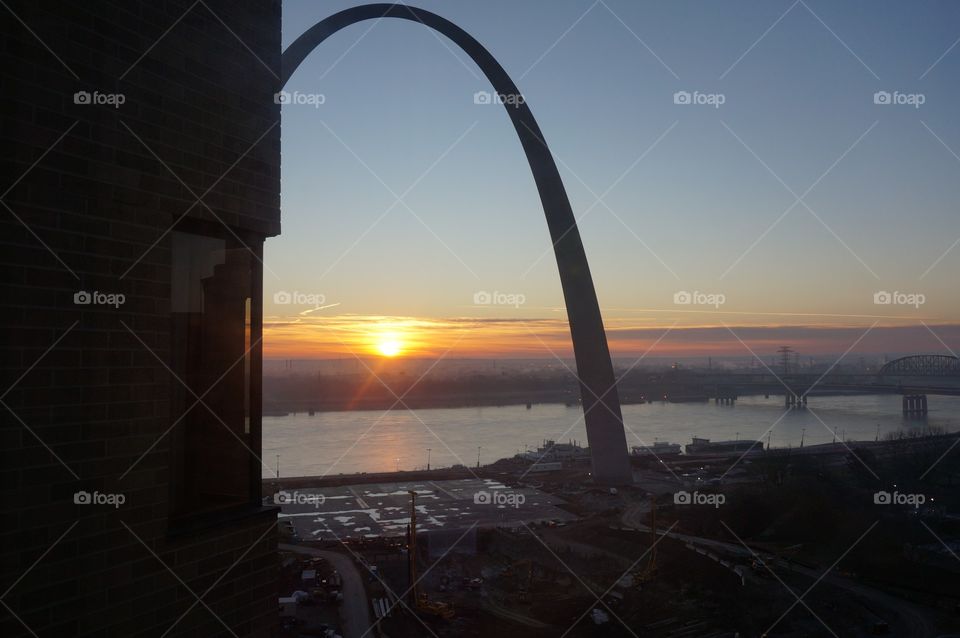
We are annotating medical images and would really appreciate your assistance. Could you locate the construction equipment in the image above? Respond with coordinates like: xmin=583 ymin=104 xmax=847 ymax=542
xmin=407 ymin=491 xmax=454 ymax=619
xmin=633 ymin=501 xmax=659 ymax=584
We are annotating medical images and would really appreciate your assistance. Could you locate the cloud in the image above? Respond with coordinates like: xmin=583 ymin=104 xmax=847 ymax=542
xmin=262 ymin=314 xmax=960 ymax=359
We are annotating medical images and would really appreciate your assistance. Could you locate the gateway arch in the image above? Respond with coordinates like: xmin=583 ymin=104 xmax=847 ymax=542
xmin=283 ymin=3 xmax=632 ymax=484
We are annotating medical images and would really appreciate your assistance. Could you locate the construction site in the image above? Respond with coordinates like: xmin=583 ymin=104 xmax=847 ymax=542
xmin=276 ymin=431 xmax=960 ymax=637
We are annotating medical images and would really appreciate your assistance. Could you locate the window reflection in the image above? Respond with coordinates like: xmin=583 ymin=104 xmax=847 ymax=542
xmin=170 ymin=230 xmax=260 ymax=518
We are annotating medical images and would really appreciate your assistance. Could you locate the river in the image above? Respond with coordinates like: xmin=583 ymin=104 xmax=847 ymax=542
xmin=262 ymin=394 xmax=960 ymax=478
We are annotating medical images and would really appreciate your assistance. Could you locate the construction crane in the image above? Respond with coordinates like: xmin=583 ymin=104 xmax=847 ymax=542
xmin=633 ymin=501 xmax=659 ymax=584
xmin=407 ymin=491 xmax=454 ymax=619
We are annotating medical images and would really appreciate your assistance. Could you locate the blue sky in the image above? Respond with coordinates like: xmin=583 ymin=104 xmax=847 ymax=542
xmin=267 ymin=0 xmax=960 ymax=358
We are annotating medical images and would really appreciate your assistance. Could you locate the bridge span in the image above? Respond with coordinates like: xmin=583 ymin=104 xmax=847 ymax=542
xmin=679 ymin=355 xmax=960 ymax=416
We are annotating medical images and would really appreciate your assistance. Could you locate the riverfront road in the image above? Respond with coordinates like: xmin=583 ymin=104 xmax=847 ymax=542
xmin=279 ymin=543 xmax=372 ymax=638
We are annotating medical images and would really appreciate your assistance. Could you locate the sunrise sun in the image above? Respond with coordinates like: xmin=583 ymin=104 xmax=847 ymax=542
xmin=376 ymin=338 xmax=403 ymax=357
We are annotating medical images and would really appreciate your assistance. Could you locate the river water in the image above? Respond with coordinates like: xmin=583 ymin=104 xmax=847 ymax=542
xmin=262 ymin=394 xmax=960 ymax=478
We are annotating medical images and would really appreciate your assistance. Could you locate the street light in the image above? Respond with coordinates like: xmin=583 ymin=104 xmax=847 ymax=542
xmin=426 ymin=448 xmax=431 ymax=471
xmin=477 ymin=446 xmax=482 ymax=469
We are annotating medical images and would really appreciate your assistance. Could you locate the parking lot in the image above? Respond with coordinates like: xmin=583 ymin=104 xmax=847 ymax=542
xmin=275 ymin=477 xmax=577 ymax=540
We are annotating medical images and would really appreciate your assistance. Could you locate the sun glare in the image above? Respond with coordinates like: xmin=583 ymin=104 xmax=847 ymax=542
xmin=377 ymin=338 xmax=403 ymax=357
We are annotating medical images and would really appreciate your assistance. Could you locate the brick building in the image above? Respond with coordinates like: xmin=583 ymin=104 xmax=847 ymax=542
xmin=2 ymin=2 xmax=282 ymax=635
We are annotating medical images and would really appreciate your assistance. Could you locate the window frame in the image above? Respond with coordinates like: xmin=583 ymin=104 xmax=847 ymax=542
xmin=166 ymin=219 xmax=266 ymax=530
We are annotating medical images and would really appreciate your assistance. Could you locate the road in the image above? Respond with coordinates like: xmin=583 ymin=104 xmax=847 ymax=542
xmin=280 ymin=543 xmax=372 ymax=638
xmin=619 ymin=500 xmax=652 ymax=530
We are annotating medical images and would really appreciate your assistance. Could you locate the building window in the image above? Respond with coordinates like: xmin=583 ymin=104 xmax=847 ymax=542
xmin=169 ymin=227 xmax=263 ymax=520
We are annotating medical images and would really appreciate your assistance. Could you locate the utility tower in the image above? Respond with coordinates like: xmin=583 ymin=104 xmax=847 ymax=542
xmin=777 ymin=346 xmax=793 ymax=374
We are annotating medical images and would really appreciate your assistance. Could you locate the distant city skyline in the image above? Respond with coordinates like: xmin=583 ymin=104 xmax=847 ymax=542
xmin=270 ymin=0 xmax=960 ymax=360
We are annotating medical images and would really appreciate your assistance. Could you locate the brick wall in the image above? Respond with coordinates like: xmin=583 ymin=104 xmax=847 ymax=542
xmin=1 ymin=1 xmax=281 ymax=635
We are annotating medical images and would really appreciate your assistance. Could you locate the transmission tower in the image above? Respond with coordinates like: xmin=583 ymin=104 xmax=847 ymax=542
xmin=777 ymin=346 xmax=793 ymax=374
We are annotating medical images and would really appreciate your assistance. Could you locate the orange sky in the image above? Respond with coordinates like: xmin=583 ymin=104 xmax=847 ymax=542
xmin=263 ymin=314 xmax=960 ymax=361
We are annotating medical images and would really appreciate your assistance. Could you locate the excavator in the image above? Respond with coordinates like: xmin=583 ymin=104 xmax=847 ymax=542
xmin=407 ymin=491 xmax=454 ymax=619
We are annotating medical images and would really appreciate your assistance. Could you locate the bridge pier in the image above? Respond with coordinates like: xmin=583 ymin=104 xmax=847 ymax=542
xmin=785 ymin=393 xmax=806 ymax=409
xmin=902 ymin=394 xmax=928 ymax=416
xmin=713 ymin=387 xmax=737 ymax=405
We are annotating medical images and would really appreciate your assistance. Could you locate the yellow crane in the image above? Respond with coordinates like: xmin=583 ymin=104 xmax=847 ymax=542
xmin=408 ymin=491 xmax=454 ymax=619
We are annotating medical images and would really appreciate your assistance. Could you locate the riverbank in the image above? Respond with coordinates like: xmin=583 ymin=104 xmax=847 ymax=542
xmin=270 ymin=465 xmax=495 ymax=490
xmin=265 ymin=430 xmax=960 ymax=490
xmin=264 ymin=394 xmax=586 ymax=416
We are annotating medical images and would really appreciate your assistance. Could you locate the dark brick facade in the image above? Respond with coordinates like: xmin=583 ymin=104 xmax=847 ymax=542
xmin=2 ymin=2 xmax=281 ymax=635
